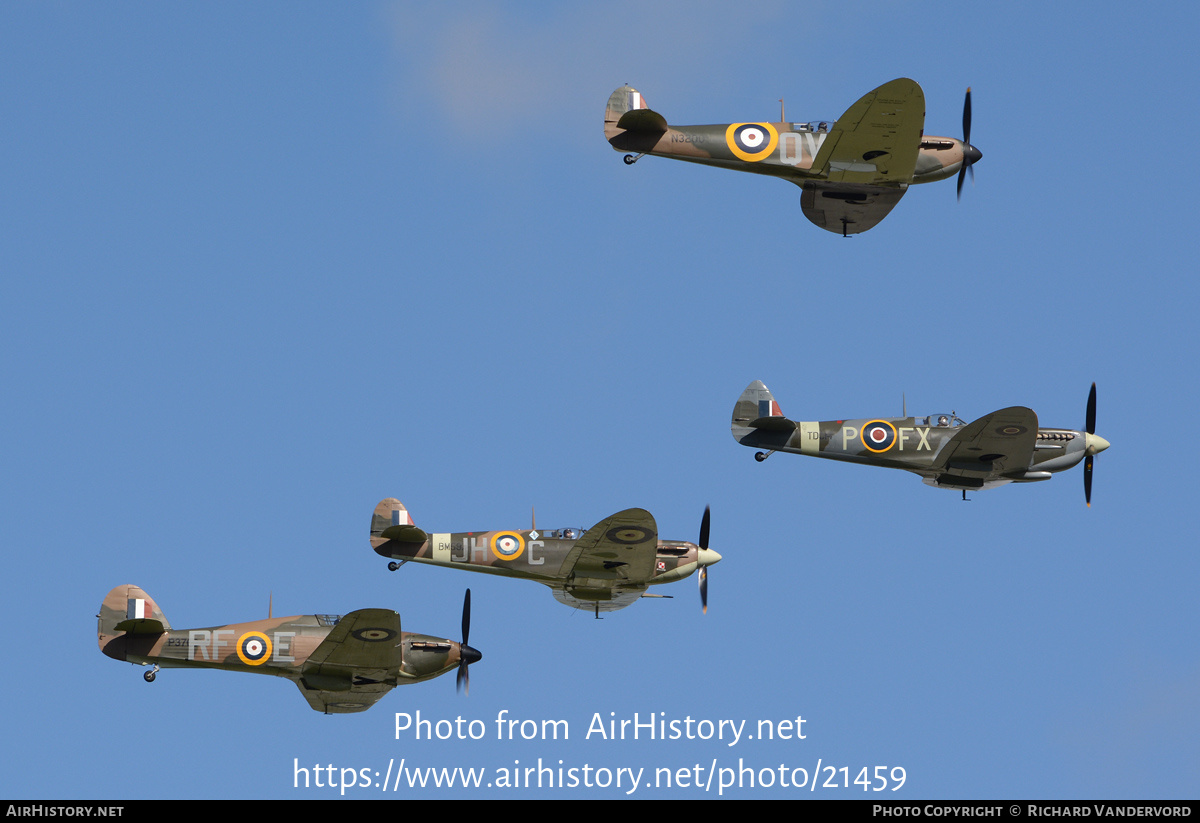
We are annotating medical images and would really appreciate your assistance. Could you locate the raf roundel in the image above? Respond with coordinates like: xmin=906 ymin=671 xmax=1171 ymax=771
xmin=725 ymin=122 xmax=779 ymax=162
xmin=606 ymin=526 xmax=653 ymax=545
xmin=236 ymin=631 xmax=272 ymax=666
xmin=490 ymin=531 xmax=525 ymax=561
xmin=352 ymin=627 xmax=397 ymax=642
xmin=860 ymin=420 xmax=898 ymax=453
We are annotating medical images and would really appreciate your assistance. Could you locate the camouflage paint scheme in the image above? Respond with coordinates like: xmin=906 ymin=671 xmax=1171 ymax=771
xmin=371 ymin=499 xmax=721 ymax=614
xmin=605 ymin=78 xmax=981 ymax=235
xmin=97 ymin=584 xmax=480 ymax=713
xmin=732 ymin=381 xmax=1110 ymax=496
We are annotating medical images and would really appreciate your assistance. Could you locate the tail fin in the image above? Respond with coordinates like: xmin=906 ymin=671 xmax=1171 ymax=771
xmin=98 ymin=584 xmax=169 ymax=660
xmin=370 ymin=498 xmax=429 ymax=558
xmin=605 ymin=86 xmax=647 ymax=126
xmin=605 ymin=85 xmax=668 ymax=148
xmin=731 ymin=380 xmax=795 ymax=442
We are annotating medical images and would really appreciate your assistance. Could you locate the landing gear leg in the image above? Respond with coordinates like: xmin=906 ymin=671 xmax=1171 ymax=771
xmin=144 ymin=665 xmax=160 ymax=683
xmin=623 ymin=153 xmax=645 ymax=165
xmin=754 ymin=450 xmax=775 ymax=463
xmin=387 ymin=560 xmax=409 ymax=572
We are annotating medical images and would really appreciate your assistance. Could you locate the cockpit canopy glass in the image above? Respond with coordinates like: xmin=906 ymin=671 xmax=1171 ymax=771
xmin=915 ymin=413 xmax=966 ymax=428
xmin=547 ymin=528 xmax=588 ymax=540
xmin=794 ymin=120 xmax=835 ymax=133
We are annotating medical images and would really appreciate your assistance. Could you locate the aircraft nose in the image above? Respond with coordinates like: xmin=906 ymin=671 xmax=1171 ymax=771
xmin=1085 ymin=433 xmax=1110 ymax=456
xmin=965 ymin=144 xmax=982 ymax=165
xmin=459 ymin=644 xmax=482 ymax=665
xmin=698 ymin=548 xmax=722 ymax=567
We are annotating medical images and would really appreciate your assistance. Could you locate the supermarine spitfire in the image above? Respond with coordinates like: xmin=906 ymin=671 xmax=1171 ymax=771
xmin=732 ymin=381 xmax=1110 ymax=503
xmin=98 ymin=584 xmax=481 ymax=713
xmin=371 ymin=499 xmax=721 ymax=617
xmin=605 ymin=78 xmax=981 ymax=235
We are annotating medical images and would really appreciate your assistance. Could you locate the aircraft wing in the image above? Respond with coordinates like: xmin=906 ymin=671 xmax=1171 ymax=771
xmin=798 ymin=182 xmax=907 ymax=236
xmin=551 ymin=587 xmax=644 ymax=613
xmin=932 ymin=407 xmax=1039 ymax=483
xmin=296 ymin=608 xmax=402 ymax=714
xmin=557 ymin=508 xmax=658 ymax=584
xmin=798 ymin=78 xmax=924 ymax=235
xmin=813 ymin=78 xmax=925 ymax=185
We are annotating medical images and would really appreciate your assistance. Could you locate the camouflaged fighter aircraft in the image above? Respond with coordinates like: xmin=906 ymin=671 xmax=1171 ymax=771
xmin=733 ymin=381 xmax=1110 ymax=503
xmin=372 ymin=498 xmax=721 ymax=618
xmin=605 ymin=78 xmax=981 ymax=235
xmin=97 ymin=585 xmax=481 ymax=713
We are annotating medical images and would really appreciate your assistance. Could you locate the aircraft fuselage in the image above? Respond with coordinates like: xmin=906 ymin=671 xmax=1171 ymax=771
xmin=737 ymin=416 xmax=1103 ymax=491
xmin=374 ymin=529 xmax=705 ymax=587
xmin=614 ymin=123 xmax=969 ymax=186
xmin=98 ymin=611 xmax=461 ymax=683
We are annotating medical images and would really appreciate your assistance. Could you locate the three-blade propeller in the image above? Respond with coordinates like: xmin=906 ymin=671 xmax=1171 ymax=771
xmin=455 ymin=589 xmax=482 ymax=694
xmin=957 ymin=88 xmax=982 ymax=200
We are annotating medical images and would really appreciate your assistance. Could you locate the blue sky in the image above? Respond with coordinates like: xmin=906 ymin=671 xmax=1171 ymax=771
xmin=4 ymin=2 xmax=1198 ymax=799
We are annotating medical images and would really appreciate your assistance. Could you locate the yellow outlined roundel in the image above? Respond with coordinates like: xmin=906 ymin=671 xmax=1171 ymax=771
xmin=725 ymin=122 xmax=778 ymax=162
xmin=490 ymin=531 xmax=525 ymax=561
xmin=236 ymin=631 xmax=272 ymax=666
xmin=860 ymin=420 xmax=898 ymax=453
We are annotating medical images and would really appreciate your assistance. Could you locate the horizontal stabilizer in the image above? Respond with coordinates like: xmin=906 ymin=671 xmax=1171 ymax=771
xmin=379 ymin=524 xmax=429 ymax=543
xmin=616 ymin=107 xmax=667 ymax=134
xmin=746 ymin=415 xmax=796 ymax=432
xmin=113 ymin=617 xmax=168 ymax=635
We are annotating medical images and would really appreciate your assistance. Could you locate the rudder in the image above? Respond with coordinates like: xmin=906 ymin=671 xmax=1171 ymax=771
xmin=605 ymin=85 xmax=668 ymax=146
xmin=97 ymin=584 xmax=170 ymax=660
xmin=370 ymin=498 xmax=429 ymax=557
xmin=731 ymin=380 xmax=794 ymax=442
xmin=605 ymin=86 xmax=646 ymax=128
